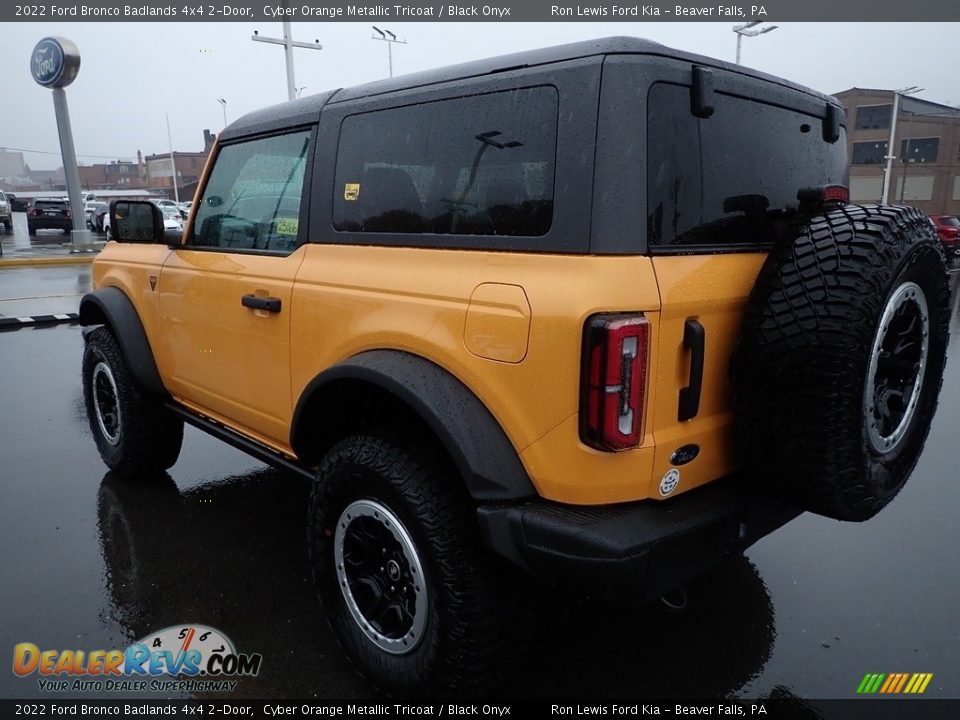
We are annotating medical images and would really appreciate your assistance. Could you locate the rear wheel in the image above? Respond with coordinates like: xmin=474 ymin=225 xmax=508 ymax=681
xmin=308 ymin=435 xmax=527 ymax=694
xmin=82 ymin=327 xmax=184 ymax=476
xmin=733 ymin=205 xmax=950 ymax=520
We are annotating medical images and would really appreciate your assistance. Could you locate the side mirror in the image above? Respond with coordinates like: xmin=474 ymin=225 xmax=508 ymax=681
xmin=109 ymin=201 xmax=164 ymax=243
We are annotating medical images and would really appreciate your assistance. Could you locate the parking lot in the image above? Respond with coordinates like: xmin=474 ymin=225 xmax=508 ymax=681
xmin=1 ymin=263 xmax=959 ymax=700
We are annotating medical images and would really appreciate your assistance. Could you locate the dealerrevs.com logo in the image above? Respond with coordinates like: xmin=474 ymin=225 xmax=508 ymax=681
xmin=13 ymin=625 xmax=262 ymax=693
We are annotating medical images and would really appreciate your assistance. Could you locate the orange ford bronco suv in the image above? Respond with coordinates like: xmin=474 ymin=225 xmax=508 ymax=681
xmin=80 ymin=38 xmax=950 ymax=692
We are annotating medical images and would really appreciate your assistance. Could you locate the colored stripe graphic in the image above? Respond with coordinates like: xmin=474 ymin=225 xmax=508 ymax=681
xmin=857 ymin=673 xmax=932 ymax=694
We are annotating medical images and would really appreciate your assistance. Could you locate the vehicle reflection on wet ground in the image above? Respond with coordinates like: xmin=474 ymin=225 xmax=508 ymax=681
xmin=1 ymin=271 xmax=959 ymax=701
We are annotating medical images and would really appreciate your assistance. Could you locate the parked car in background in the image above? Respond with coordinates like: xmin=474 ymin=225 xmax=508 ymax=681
xmin=0 ymin=190 xmax=11 ymax=232
xmin=930 ymin=215 xmax=960 ymax=261
xmin=6 ymin=193 xmax=28 ymax=213
xmin=86 ymin=202 xmax=110 ymax=232
xmin=153 ymin=202 xmax=185 ymax=226
xmin=149 ymin=198 xmax=187 ymax=220
xmin=27 ymin=199 xmax=72 ymax=235
xmin=84 ymin=200 xmax=102 ymax=226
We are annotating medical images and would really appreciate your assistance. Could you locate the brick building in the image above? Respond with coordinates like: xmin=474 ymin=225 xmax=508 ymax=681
xmin=835 ymin=88 xmax=960 ymax=216
xmin=78 ymin=153 xmax=150 ymax=190
xmin=144 ymin=130 xmax=216 ymax=196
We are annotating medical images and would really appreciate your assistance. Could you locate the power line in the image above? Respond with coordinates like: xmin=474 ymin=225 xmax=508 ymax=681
xmin=0 ymin=146 xmax=135 ymax=161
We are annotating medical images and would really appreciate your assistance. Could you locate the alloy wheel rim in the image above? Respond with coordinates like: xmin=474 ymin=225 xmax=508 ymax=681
xmin=333 ymin=499 xmax=427 ymax=655
xmin=92 ymin=361 xmax=122 ymax=446
xmin=864 ymin=281 xmax=929 ymax=455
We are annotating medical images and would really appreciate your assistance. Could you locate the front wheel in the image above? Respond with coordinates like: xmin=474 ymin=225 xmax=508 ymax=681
xmin=82 ymin=327 xmax=184 ymax=475
xmin=308 ymin=435 xmax=528 ymax=694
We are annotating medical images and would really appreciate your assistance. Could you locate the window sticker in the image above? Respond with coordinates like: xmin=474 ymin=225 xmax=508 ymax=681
xmin=275 ymin=218 xmax=299 ymax=236
xmin=344 ymin=183 xmax=360 ymax=201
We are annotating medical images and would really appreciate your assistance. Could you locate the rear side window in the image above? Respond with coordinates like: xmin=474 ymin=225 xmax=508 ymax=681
xmin=191 ymin=129 xmax=312 ymax=255
xmin=333 ymin=86 xmax=558 ymax=238
xmin=647 ymin=83 xmax=847 ymax=249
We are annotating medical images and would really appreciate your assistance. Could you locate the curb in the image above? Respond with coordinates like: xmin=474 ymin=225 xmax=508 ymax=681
xmin=0 ymin=313 xmax=80 ymax=331
xmin=0 ymin=255 xmax=96 ymax=267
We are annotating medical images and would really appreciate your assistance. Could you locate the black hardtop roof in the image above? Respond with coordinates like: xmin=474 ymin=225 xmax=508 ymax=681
xmin=222 ymin=36 xmax=839 ymax=139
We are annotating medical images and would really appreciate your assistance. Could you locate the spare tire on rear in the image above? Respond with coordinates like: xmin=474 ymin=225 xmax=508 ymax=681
xmin=732 ymin=204 xmax=950 ymax=521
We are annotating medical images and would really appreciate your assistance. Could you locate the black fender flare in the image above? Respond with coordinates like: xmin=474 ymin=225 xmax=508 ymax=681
xmin=291 ymin=350 xmax=536 ymax=501
xmin=79 ymin=287 xmax=165 ymax=396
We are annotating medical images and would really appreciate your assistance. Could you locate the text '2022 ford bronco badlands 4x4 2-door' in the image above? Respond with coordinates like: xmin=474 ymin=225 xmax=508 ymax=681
xmin=80 ymin=38 xmax=950 ymax=693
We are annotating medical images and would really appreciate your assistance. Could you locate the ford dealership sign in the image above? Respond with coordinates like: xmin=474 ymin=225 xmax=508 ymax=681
xmin=31 ymin=37 xmax=80 ymax=88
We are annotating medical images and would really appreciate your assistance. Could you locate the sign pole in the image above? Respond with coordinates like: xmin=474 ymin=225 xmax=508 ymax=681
xmin=30 ymin=36 xmax=93 ymax=252
xmin=51 ymin=87 xmax=92 ymax=251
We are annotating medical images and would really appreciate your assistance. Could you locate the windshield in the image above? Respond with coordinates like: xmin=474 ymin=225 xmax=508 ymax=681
xmin=942 ymin=217 xmax=960 ymax=228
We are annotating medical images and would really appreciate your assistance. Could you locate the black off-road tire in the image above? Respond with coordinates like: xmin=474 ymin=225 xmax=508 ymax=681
xmin=732 ymin=205 xmax=950 ymax=521
xmin=82 ymin=326 xmax=184 ymax=475
xmin=308 ymin=435 xmax=528 ymax=695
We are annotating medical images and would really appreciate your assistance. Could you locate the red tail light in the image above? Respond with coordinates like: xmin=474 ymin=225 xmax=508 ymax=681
xmin=581 ymin=314 xmax=649 ymax=451
xmin=797 ymin=185 xmax=849 ymax=209
xmin=821 ymin=185 xmax=849 ymax=203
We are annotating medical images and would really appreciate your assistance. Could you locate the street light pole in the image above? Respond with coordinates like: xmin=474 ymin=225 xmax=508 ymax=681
xmin=733 ymin=21 xmax=778 ymax=65
xmin=217 ymin=98 xmax=227 ymax=127
xmin=371 ymin=26 xmax=407 ymax=78
xmin=899 ymin=110 xmax=915 ymax=203
xmin=251 ymin=0 xmax=322 ymax=101
xmin=880 ymin=86 xmax=921 ymax=204
xmin=166 ymin=113 xmax=180 ymax=205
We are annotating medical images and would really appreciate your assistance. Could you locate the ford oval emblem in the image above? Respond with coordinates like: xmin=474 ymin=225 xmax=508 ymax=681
xmin=30 ymin=37 xmax=81 ymax=89
xmin=670 ymin=444 xmax=700 ymax=466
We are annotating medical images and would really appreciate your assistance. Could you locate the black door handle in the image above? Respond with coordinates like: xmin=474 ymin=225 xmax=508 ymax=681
xmin=241 ymin=294 xmax=281 ymax=313
xmin=678 ymin=318 xmax=705 ymax=422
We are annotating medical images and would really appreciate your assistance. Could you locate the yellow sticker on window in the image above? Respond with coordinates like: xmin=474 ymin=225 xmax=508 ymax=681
xmin=275 ymin=218 xmax=299 ymax=236
xmin=344 ymin=183 xmax=360 ymax=201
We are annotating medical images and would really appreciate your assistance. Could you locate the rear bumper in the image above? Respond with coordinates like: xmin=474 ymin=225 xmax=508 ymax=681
xmin=477 ymin=478 xmax=799 ymax=601
xmin=29 ymin=218 xmax=72 ymax=230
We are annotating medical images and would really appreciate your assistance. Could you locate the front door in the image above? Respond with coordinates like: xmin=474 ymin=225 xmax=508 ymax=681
xmin=159 ymin=128 xmax=315 ymax=447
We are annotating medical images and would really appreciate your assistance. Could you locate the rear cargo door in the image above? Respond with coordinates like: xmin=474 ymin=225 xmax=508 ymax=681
xmin=643 ymin=76 xmax=847 ymax=498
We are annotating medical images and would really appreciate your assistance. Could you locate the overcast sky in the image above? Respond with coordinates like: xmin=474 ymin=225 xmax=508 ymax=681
xmin=2 ymin=21 xmax=959 ymax=171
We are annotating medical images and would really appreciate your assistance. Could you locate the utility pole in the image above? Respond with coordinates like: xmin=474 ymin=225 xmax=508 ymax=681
xmin=371 ymin=26 xmax=407 ymax=78
xmin=251 ymin=0 xmax=322 ymax=101
xmin=733 ymin=22 xmax=778 ymax=65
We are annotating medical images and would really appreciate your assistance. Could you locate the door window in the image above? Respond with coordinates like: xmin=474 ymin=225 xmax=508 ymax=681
xmin=191 ymin=129 xmax=313 ymax=255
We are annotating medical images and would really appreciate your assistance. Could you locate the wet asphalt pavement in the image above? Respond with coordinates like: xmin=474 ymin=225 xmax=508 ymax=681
xmin=0 ymin=266 xmax=959 ymax=702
